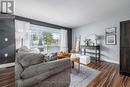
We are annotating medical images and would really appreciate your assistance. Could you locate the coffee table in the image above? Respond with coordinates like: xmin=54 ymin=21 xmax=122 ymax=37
xmin=56 ymin=53 xmax=80 ymax=73
xmin=70 ymin=57 xmax=80 ymax=73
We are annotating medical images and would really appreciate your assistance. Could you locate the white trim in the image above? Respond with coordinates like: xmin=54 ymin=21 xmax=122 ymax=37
xmin=101 ymin=58 xmax=119 ymax=64
xmin=0 ymin=62 xmax=15 ymax=68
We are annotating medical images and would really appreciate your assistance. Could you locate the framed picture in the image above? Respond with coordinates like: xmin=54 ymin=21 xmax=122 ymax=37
xmin=105 ymin=27 xmax=116 ymax=35
xmin=106 ymin=35 xmax=116 ymax=45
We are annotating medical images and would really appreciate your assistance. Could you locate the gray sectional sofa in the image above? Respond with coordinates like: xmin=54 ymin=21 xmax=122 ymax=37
xmin=15 ymin=51 xmax=71 ymax=87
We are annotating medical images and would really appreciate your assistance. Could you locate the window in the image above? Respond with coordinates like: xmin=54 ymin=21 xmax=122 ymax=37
xmin=30 ymin=30 xmax=62 ymax=52
xmin=15 ymin=20 xmax=68 ymax=53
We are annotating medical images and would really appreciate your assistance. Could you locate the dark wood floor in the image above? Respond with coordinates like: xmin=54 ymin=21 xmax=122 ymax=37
xmin=0 ymin=61 xmax=130 ymax=87
xmin=87 ymin=61 xmax=130 ymax=87
xmin=0 ymin=67 xmax=15 ymax=87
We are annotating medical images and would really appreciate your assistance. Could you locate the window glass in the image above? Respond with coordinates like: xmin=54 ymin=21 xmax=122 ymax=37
xmin=30 ymin=30 xmax=62 ymax=52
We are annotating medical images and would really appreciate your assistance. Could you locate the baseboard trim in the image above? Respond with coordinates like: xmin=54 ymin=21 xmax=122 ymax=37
xmin=0 ymin=63 xmax=15 ymax=68
xmin=101 ymin=58 xmax=119 ymax=64
xmin=120 ymin=71 xmax=130 ymax=76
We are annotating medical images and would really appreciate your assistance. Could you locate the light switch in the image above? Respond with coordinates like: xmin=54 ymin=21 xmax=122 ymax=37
xmin=5 ymin=38 xmax=8 ymax=42
xmin=4 ymin=53 xmax=8 ymax=57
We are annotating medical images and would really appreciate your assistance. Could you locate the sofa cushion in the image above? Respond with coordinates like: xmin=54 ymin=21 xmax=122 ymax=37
xmin=18 ymin=53 xmax=45 ymax=68
xmin=22 ymin=66 xmax=70 ymax=87
xmin=44 ymin=53 xmax=57 ymax=62
xmin=21 ymin=58 xmax=70 ymax=79
xmin=17 ymin=46 xmax=31 ymax=53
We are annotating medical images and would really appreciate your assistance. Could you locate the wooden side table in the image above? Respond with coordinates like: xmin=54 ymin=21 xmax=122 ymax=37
xmin=70 ymin=57 xmax=80 ymax=73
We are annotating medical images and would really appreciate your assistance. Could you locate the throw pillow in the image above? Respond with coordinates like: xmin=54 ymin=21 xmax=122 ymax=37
xmin=17 ymin=46 xmax=31 ymax=53
xmin=44 ymin=53 xmax=57 ymax=62
xmin=18 ymin=53 xmax=45 ymax=69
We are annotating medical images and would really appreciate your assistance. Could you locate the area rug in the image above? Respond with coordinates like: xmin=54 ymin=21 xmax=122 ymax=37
xmin=69 ymin=64 xmax=100 ymax=87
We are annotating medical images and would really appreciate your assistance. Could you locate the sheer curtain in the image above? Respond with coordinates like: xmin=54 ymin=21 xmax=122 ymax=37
xmin=15 ymin=20 xmax=30 ymax=49
xmin=75 ymin=36 xmax=80 ymax=52
xmin=60 ymin=29 xmax=68 ymax=52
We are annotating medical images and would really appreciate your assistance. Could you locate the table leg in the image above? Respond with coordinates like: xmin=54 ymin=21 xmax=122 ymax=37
xmin=78 ymin=61 xmax=80 ymax=73
xmin=70 ymin=61 xmax=72 ymax=73
xmin=76 ymin=58 xmax=80 ymax=73
xmin=72 ymin=61 xmax=74 ymax=68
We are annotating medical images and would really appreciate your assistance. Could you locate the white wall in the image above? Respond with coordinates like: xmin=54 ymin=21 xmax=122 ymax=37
xmin=72 ymin=13 xmax=130 ymax=64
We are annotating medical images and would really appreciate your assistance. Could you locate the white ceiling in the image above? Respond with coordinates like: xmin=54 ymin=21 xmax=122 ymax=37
xmin=15 ymin=0 xmax=129 ymax=28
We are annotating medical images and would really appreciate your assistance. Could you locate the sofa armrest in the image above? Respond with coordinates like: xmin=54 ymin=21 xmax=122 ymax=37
xmin=15 ymin=63 xmax=23 ymax=80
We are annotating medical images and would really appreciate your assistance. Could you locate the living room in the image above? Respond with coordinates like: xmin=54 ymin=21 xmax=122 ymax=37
xmin=0 ymin=0 xmax=130 ymax=87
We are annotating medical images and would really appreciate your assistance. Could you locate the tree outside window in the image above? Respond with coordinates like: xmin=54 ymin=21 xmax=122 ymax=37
xmin=43 ymin=32 xmax=52 ymax=50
